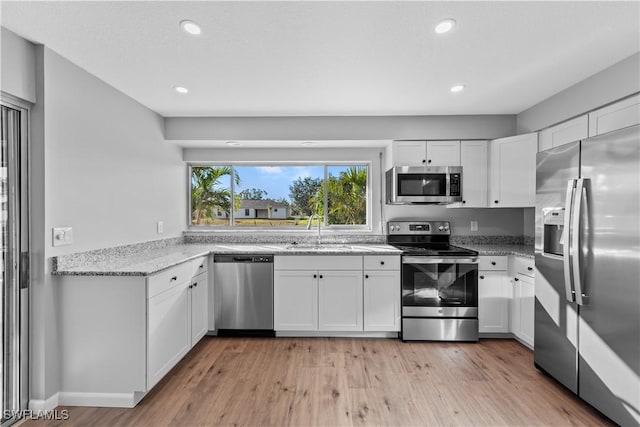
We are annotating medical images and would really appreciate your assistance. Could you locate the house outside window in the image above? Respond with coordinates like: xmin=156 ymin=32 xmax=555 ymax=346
xmin=189 ymin=164 xmax=369 ymax=229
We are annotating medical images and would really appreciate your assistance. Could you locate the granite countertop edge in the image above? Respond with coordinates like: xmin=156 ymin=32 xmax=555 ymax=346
xmin=458 ymin=244 xmax=534 ymax=259
xmin=52 ymin=244 xmax=403 ymax=277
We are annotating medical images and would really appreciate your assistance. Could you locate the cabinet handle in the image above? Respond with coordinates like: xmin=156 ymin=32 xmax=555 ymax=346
xmin=193 ymin=282 xmax=198 ymax=287
xmin=313 ymin=274 xmax=317 ymax=278
xmin=491 ymin=261 xmax=496 ymax=266
xmin=462 ymin=200 xmax=466 ymax=204
xmin=514 ymin=277 xmax=519 ymax=282
xmin=479 ymin=275 xmax=485 ymax=279
xmin=199 ymin=264 xmax=204 ymax=269
xmin=527 ymin=267 xmax=533 ymax=271
xmin=170 ymin=276 xmax=178 ymax=282
xmin=427 ymin=159 xmax=432 ymax=164
xmin=365 ymin=274 xmax=369 ymax=279
xmin=319 ymin=275 xmax=323 ymax=279
xmin=380 ymin=261 xmax=385 ymax=265
xmin=188 ymin=285 xmax=193 ymax=289
xmin=494 ymin=200 xmax=499 ymax=204
xmin=422 ymin=159 xmax=426 ymax=164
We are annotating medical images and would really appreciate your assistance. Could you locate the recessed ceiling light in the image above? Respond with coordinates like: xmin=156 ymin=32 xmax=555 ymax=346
xmin=450 ymin=84 xmax=465 ymax=93
xmin=180 ymin=20 xmax=201 ymax=36
xmin=173 ymin=86 xmax=189 ymax=94
xmin=226 ymin=141 xmax=241 ymax=146
xmin=301 ymin=141 xmax=314 ymax=146
xmin=435 ymin=18 xmax=456 ymax=34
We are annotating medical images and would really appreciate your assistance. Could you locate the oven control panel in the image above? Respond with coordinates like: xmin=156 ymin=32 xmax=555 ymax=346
xmin=388 ymin=221 xmax=451 ymax=235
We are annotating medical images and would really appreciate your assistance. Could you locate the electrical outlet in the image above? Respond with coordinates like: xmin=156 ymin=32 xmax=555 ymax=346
xmin=470 ymin=220 xmax=478 ymax=232
xmin=52 ymin=227 xmax=73 ymax=246
xmin=157 ymin=221 xmax=164 ymax=234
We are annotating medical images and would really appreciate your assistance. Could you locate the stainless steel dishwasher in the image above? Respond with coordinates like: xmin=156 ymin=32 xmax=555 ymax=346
xmin=213 ymin=254 xmax=274 ymax=336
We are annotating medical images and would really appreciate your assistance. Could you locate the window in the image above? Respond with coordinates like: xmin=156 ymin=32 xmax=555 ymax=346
xmin=189 ymin=164 xmax=369 ymax=229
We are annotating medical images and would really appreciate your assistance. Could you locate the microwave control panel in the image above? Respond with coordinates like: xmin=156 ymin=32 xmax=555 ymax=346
xmin=450 ymin=173 xmax=461 ymax=196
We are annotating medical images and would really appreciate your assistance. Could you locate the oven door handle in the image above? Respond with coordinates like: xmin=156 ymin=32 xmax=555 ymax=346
xmin=402 ymin=257 xmax=479 ymax=264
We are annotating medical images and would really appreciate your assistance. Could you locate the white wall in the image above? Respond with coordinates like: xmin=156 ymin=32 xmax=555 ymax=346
xmin=167 ymin=114 xmax=516 ymax=141
xmin=517 ymin=53 xmax=640 ymax=133
xmin=1 ymin=27 xmax=36 ymax=103
xmin=30 ymin=46 xmax=186 ymax=405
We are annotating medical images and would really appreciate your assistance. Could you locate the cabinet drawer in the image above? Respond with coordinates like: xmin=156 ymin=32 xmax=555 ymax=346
xmin=274 ymin=255 xmax=362 ymax=271
xmin=148 ymin=262 xmax=192 ymax=299
xmin=478 ymin=256 xmax=508 ymax=271
xmin=191 ymin=256 xmax=208 ymax=276
xmin=363 ymin=255 xmax=400 ymax=271
xmin=512 ymin=257 xmax=535 ymax=278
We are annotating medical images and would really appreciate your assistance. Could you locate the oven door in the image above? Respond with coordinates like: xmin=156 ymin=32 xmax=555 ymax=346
xmin=402 ymin=257 xmax=478 ymax=317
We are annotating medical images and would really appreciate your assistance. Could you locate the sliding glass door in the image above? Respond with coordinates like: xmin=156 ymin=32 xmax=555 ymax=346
xmin=1 ymin=102 xmax=28 ymax=427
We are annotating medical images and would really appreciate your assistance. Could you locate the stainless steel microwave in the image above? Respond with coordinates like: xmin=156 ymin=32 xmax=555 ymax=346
xmin=386 ymin=166 xmax=462 ymax=204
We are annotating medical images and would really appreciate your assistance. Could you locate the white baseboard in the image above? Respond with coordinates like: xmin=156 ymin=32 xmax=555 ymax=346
xmin=58 ymin=391 xmax=145 ymax=408
xmin=276 ymin=331 xmax=398 ymax=338
xmin=29 ymin=393 xmax=59 ymax=412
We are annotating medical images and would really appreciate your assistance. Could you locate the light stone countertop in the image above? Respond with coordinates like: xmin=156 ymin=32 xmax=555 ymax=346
xmin=52 ymin=243 xmax=402 ymax=277
xmin=457 ymin=243 xmax=534 ymax=259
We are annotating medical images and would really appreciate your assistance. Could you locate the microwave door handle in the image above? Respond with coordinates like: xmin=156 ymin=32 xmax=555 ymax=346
xmin=572 ymin=178 xmax=589 ymax=306
xmin=563 ymin=180 xmax=576 ymax=302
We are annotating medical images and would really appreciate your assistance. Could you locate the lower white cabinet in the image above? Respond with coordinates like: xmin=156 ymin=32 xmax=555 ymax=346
xmin=190 ymin=271 xmax=209 ymax=345
xmin=509 ymin=256 xmax=535 ymax=348
xmin=274 ymin=270 xmax=318 ymax=330
xmin=274 ymin=255 xmax=401 ymax=333
xmin=318 ymin=270 xmax=364 ymax=331
xmin=363 ymin=256 xmax=401 ymax=331
xmin=478 ymin=271 xmax=510 ymax=333
xmin=148 ymin=281 xmax=191 ymax=389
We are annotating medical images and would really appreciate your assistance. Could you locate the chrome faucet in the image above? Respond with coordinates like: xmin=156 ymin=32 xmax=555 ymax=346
xmin=306 ymin=213 xmax=322 ymax=245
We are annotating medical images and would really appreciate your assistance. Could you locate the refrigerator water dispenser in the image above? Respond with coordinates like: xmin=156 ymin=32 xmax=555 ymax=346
xmin=542 ymin=207 xmax=565 ymax=256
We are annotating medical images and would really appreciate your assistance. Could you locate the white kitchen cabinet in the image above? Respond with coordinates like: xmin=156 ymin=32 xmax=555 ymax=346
xmin=148 ymin=280 xmax=191 ymax=389
xmin=318 ymin=270 xmax=364 ymax=331
xmin=190 ymin=271 xmax=208 ymax=345
xmin=274 ymin=270 xmax=318 ymax=331
xmin=489 ymin=133 xmax=537 ymax=207
xmin=509 ymin=256 xmax=535 ymax=348
xmin=393 ymin=140 xmax=461 ymax=166
xmin=448 ymin=140 xmax=488 ymax=208
xmin=538 ymin=115 xmax=588 ymax=152
xmin=363 ymin=255 xmax=401 ymax=332
xmin=588 ymin=94 xmax=640 ymax=137
xmin=478 ymin=256 xmax=510 ymax=334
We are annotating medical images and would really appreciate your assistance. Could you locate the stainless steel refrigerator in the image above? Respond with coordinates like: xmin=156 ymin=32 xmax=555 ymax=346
xmin=535 ymin=124 xmax=639 ymax=426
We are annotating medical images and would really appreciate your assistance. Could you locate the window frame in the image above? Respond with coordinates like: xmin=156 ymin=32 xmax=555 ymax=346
xmin=187 ymin=162 xmax=372 ymax=232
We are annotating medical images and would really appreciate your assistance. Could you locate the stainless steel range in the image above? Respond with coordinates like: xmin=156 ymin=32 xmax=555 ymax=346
xmin=387 ymin=220 xmax=479 ymax=341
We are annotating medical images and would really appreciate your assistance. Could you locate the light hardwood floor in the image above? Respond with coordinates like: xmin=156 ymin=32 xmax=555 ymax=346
xmin=24 ymin=337 xmax=612 ymax=426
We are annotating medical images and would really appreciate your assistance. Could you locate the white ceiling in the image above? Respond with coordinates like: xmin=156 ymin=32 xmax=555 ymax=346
xmin=2 ymin=1 xmax=639 ymax=118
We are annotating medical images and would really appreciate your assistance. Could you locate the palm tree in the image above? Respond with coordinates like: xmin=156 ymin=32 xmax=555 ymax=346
xmin=308 ymin=166 xmax=367 ymax=225
xmin=191 ymin=166 xmax=241 ymax=224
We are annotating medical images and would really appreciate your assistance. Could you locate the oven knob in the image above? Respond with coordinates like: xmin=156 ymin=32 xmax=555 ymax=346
xmin=438 ymin=226 xmax=444 ymax=231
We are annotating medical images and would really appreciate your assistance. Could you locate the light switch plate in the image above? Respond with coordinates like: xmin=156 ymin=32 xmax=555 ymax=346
xmin=157 ymin=221 xmax=164 ymax=234
xmin=470 ymin=221 xmax=478 ymax=232
xmin=52 ymin=227 xmax=73 ymax=246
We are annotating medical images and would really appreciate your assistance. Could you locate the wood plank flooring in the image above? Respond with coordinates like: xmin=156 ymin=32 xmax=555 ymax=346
xmin=23 ymin=337 xmax=612 ymax=426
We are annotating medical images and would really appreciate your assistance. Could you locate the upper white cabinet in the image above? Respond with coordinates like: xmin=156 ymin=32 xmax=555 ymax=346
xmin=448 ymin=140 xmax=488 ymax=208
xmin=538 ymin=115 xmax=588 ymax=152
xmin=489 ymin=133 xmax=537 ymax=208
xmin=588 ymin=94 xmax=640 ymax=137
xmin=393 ymin=140 xmax=461 ymax=166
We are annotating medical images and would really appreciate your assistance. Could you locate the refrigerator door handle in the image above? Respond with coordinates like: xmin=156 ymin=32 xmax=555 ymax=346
xmin=563 ymin=179 xmax=576 ymax=302
xmin=572 ymin=178 xmax=589 ymax=306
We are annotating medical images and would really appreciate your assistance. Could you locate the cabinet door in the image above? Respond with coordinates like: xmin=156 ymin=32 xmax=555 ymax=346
xmin=318 ymin=270 xmax=363 ymax=331
xmin=274 ymin=270 xmax=318 ymax=330
xmin=516 ymin=274 xmax=535 ymax=347
xmin=449 ymin=140 xmax=488 ymax=208
xmin=148 ymin=281 xmax=190 ymax=389
xmin=489 ymin=133 xmax=537 ymax=207
xmin=588 ymin=94 xmax=640 ymax=137
xmin=363 ymin=270 xmax=400 ymax=331
xmin=426 ymin=140 xmax=461 ymax=166
xmin=478 ymin=271 xmax=510 ymax=333
xmin=538 ymin=115 xmax=588 ymax=151
xmin=393 ymin=141 xmax=427 ymax=166
xmin=190 ymin=272 xmax=208 ymax=346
